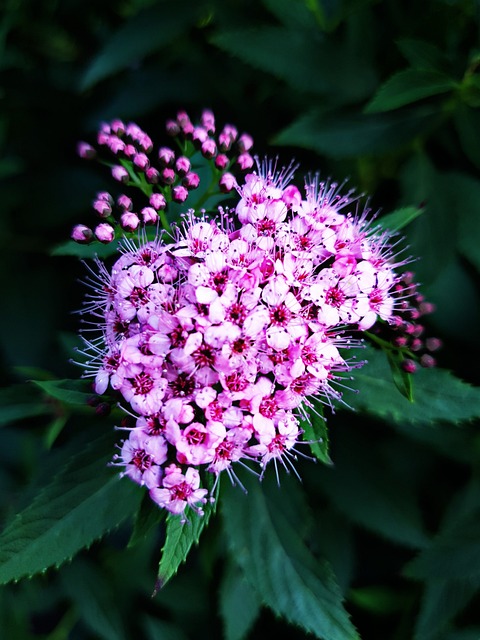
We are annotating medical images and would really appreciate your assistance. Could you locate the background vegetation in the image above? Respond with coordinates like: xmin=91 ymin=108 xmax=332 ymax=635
xmin=1 ymin=0 xmax=480 ymax=638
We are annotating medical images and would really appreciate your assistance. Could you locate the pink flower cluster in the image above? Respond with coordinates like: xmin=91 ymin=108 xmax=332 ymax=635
xmin=79 ymin=159 xmax=407 ymax=520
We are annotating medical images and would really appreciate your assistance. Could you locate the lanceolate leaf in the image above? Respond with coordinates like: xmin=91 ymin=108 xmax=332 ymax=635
xmin=341 ymin=346 xmax=480 ymax=425
xmin=364 ymin=69 xmax=456 ymax=113
xmin=0 ymin=433 xmax=142 ymax=585
xmin=79 ymin=6 xmax=197 ymax=91
xmin=156 ymin=475 xmax=220 ymax=589
xmin=377 ymin=205 xmax=424 ymax=233
xmin=221 ymin=472 xmax=360 ymax=640
xmin=273 ymin=106 xmax=437 ymax=158
xmin=32 ymin=379 xmax=93 ymax=406
xmin=219 ymin=560 xmax=262 ymax=640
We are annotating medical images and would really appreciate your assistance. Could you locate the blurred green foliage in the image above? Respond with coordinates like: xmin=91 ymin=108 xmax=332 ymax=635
xmin=1 ymin=0 xmax=480 ymax=638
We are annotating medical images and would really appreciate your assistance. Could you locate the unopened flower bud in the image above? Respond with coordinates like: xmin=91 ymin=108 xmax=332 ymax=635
xmin=215 ymin=154 xmax=229 ymax=170
xmin=410 ymin=338 xmax=423 ymax=351
xmin=108 ymin=137 xmax=125 ymax=154
xmin=123 ymin=144 xmax=136 ymax=158
xmin=77 ymin=142 xmax=96 ymax=159
xmin=425 ymin=337 xmax=442 ymax=352
xmin=237 ymin=133 xmax=254 ymax=152
xmin=166 ymin=120 xmax=180 ymax=136
xmin=201 ymin=109 xmax=215 ymax=134
xmin=111 ymin=165 xmax=129 ymax=183
xmin=172 ymin=185 xmax=189 ymax=203
xmin=237 ymin=152 xmax=254 ymax=170
xmin=138 ymin=133 xmax=153 ymax=153
xmin=97 ymin=191 xmax=113 ymax=204
xmin=420 ymin=354 xmax=436 ymax=368
xmin=183 ymin=172 xmax=200 ymax=189
xmin=71 ymin=224 xmax=93 ymax=243
xmin=176 ymin=156 xmax=191 ymax=175
xmin=158 ymin=146 xmax=176 ymax=166
xmin=141 ymin=207 xmax=158 ymax=224
xmin=419 ymin=301 xmax=435 ymax=315
xmin=219 ymin=125 xmax=238 ymax=150
xmin=117 ymin=194 xmax=133 ymax=211
xmin=193 ymin=127 xmax=208 ymax=144
xmin=402 ymin=359 xmax=417 ymax=374
xmin=133 ymin=153 xmax=149 ymax=170
xmin=110 ymin=119 xmax=125 ymax=136
xmin=146 ymin=167 xmax=160 ymax=184
xmin=149 ymin=192 xmax=167 ymax=210
xmin=219 ymin=172 xmax=237 ymax=192
xmin=93 ymin=199 xmax=112 ymax=218
xmin=94 ymin=223 xmax=115 ymax=243
xmin=161 ymin=168 xmax=176 ymax=185
xmin=120 ymin=212 xmax=140 ymax=231
xmin=95 ymin=402 xmax=111 ymax=417
xmin=201 ymin=139 xmax=217 ymax=158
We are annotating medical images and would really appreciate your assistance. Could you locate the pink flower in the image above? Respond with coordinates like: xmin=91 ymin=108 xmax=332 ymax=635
xmin=150 ymin=465 xmax=208 ymax=518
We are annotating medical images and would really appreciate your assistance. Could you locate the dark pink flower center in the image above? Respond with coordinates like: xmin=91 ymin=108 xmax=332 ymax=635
xmin=325 ymin=286 xmax=345 ymax=308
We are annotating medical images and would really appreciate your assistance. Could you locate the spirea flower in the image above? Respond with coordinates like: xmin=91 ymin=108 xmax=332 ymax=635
xmin=76 ymin=153 xmax=415 ymax=521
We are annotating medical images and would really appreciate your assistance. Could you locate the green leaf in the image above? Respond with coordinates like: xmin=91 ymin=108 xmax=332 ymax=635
xmin=454 ymin=104 xmax=480 ymax=170
xmin=273 ymin=106 xmax=437 ymax=158
xmin=211 ymin=27 xmax=375 ymax=102
xmin=221 ymin=472 xmax=360 ymax=640
xmin=0 ymin=383 xmax=53 ymax=427
xmin=396 ymin=38 xmax=447 ymax=72
xmin=341 ymin=346 xmax=480 ymax=425
xmin=51 ymin=239 xmax=122 ymax=259
xmin=219 ymin=560 xmax=262 ymax=640
xmin=405 ymin=512 xmax=480 ymax=581
xmin=299 ymin=401 xmax=332 ymax=465
xmin=128 ymin=492 xmax=166 ymax=549
xmin=0 ymin=433 xmax=142 ymax=584
xmin=60 ymin=558 xmax=128 ymax=640
xmin=79 ymin=6 xmax=197 ymax=91
xmin=376 ymin=205 xmax=424 ymax=233
xmin=385 ymin=349 xmax=414 ymax=401
xmin=445 ymin=171 xmax=480 ymax=273
xmin=413 ymin=578 xmax=479 ymax=640
xmin=142 ymin=616 xmax=190 ymax=640
xmin=156 ymin=475 xmax=220 ymax=589
xmin=32 ymin=379 xmax=93 ymax=406
xmin=364 ymin=69 xmax=456 ymax=113
xmin=313 ymin=428 xmax=430 ymax=549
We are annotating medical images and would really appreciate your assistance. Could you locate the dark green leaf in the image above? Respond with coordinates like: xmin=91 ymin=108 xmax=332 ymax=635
xmin=221 ymin=472 xmax=360 ymax=640
xmin=128 ymin=492 xmax=166 ymax=549
xmin=313 ymin=429 xmax=430 ymax=549
xmin=377 ymin=205 xmax=424 ymax=233
xmin=0 ymin=433 xmax=142 ymax=584
xmin=156 ymin=475 xmax=219 ymax=589
xmin=273 ymin=106 xmax=437 ymax=158
xmin=341 ymin=346 xmax=480 ymax=425
xmin=364 ymin=69 xmax=456 ymax=113
xmin=396 ymin=38 xmax=446 ymax=72
xmin=51 ymin=239 xmax=122 ymax=259
xmin=454 ymin=104 xmax=480 ymax=170
xmin=299 ymin=401 xmax=332 ymax=464
xmin=60 ymin=558 xmax=128 ymax=640
xmin=219 ymin=560 xmax=262 ymax=640
xmin=143 ymin=616 xmax=190 ymax=640
xmin=413 ymin=578 xmax=479 ymax=640
xmin=211 ymin=27 xmax=375 ymax=102
xmin=79 ymin=6 xmax=197 ymax=91
xmin=32 ymin=379 xmax=93 ymax=406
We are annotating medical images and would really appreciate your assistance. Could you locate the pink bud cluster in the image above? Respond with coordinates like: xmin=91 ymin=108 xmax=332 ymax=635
xmin=369 ymin=271 xmax=441 ymax=372
xmin=73 ymin=110 xmax=254 ymax=246
xmin=78 ymin=160 xmax=410 ymax=520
